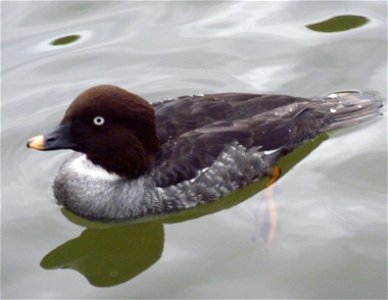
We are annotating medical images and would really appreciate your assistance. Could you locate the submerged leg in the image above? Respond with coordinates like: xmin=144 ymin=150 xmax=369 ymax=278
xmin=254 ymin=165 xmax=281 ymax=249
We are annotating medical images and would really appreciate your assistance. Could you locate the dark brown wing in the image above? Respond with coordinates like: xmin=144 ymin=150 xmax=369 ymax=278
xmin=153 ymin=93 xmax=309 ymax=144
xmin=151 ymin=93 xmax=336 ymax=187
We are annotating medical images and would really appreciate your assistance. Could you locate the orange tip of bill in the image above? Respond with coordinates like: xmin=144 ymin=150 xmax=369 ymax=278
xmin=27 ymin=135 xmax=45 ymax=150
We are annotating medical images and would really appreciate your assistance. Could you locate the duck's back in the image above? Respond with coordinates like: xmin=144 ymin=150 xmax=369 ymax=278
xmin=154 ymin=93 xmax=307 ymax=143
xmin=151 ymin=92 xmax=382 ymax=188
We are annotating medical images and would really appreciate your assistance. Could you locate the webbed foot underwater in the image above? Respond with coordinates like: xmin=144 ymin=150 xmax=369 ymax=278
xmin=27 ymin=85 xmax=383 ymax=221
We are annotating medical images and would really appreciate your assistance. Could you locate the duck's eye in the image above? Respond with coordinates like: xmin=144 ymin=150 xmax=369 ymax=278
xmin=93 ymin=116 xmax=105 ymax=126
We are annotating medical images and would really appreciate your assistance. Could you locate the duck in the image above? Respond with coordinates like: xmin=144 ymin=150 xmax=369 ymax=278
xmin=27 ymin=85 xmax=383 ymax=221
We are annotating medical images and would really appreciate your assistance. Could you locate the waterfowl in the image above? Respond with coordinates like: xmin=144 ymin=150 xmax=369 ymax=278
xmin=27 ymin=85 xmax=383 ymax=221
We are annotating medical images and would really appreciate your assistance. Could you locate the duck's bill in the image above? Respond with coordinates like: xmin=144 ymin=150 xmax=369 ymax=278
xmin=27 ymin=124 xmax=77 ymax=151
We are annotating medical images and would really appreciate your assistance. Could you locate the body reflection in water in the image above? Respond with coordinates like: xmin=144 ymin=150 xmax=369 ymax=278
xmin=40 ymin=134 xmax=327 ymax=287
xmin=41 ymin=215 xmax=164 ymax=287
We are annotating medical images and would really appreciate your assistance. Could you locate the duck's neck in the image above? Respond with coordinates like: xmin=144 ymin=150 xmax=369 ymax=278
xmin=85 ymin=128 xmax=159 ymax=178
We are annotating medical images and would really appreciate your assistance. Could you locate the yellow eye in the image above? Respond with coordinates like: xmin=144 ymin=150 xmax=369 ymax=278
xmin=93 ymin=116 xmax=105 ymax=126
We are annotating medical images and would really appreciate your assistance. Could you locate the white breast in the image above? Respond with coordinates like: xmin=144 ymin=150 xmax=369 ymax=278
xmin=69 ymin=155 xmax=121 ymax=181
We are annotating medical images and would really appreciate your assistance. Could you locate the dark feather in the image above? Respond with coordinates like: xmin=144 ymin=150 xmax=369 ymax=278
xmin=152 ymin=93 xmax=313 ymax=187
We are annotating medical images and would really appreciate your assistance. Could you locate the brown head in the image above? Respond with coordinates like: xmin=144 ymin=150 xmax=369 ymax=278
xmin=27 ymin=85 xmax=159 ymax=178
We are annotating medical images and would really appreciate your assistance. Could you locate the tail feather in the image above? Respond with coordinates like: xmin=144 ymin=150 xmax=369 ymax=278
xmin=313 ymin=91 xmax=384 ymax=131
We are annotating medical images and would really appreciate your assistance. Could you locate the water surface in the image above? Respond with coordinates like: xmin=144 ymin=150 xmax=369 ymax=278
xmin=2 ymin=1 xmax=387 ymax=299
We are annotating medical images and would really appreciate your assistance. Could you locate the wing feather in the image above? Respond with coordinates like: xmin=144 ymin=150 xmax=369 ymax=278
xmin=151 ymin=94 xmax=331 ymax=187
